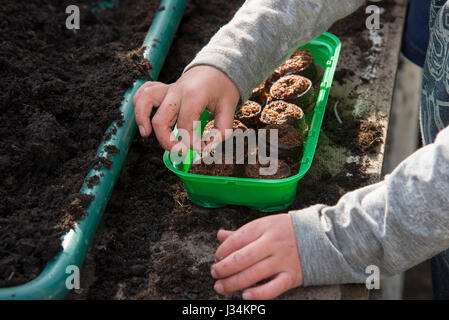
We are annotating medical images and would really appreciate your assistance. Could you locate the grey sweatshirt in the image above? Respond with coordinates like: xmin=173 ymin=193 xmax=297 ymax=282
xmin=185 ymin=0 xmax=449 ymax=287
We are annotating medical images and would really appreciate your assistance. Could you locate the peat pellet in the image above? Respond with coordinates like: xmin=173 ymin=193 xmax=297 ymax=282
xmin=203 ymin=121 xmax=255 ymax=165
xmin=289 ymin=161 xmax=301 ymax=176
xmin=249 ymin=81 xmax=271 ymax=106
xmin=203 ymin=119 xmax=248 ymax=138
xmin=270 ymin=75 xmax=316 ymax=113
xmin=263 ymin=124 xmax=304 ymax=163
xmin=260 ymin=100 xmax=306 ymax=129
xmin=271 ymin=75 xmax=309 ymax=98
xmin=264 ymin=124 xmax=304 ymax=146
xmin=244 ymin=160 xmax=291 ymax=180
xmin=235 ymin=101 xmax=263 ymax=129
xmin=202 ymin=120 xmax=250 ymax=160
xmin=272 ymin=49 xmax=317 ymax=81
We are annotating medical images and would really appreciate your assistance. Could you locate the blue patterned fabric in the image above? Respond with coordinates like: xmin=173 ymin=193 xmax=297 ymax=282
xmin=402 ymin=0 xmax=431 ymax=67
xmin=421 ymin=0 xmax=449 ymax=145
xmin=421 ymin=0 xmax=449 ymax=300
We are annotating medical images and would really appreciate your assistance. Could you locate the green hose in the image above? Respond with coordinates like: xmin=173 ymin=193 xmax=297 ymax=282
xmin=0 ymin=0 xmax=186 ymax=300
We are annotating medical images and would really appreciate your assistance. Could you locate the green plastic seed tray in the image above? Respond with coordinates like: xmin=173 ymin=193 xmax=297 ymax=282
xmin=163 ymin=32 xmax=341 ymax=212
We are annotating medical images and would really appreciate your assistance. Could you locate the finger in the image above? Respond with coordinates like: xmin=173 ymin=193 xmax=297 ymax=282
xmin=133 ymin=83 xmax=168 ymax=137
xmin=134 ymin=96 xmax=153 ymax=137
xmin=177 ymin=93 xmax=207 ymax=151
xmin=207 ymin=101 xmax=236 ymax=145
xmin=242 ymin=272 xmax=293 ymax=300
xmin=152 ymin=89 xmax=182 ymax=150
xmin=217 ymin=229 xmax=234 ymax=243
xmin=132 ymin=81 xmax=164 ymax=106
xmin=201 ymin=127 xmax=224 ymax=157
xmin=212 ymin=235 xmax=271 ymax=279
xmin=214 ymin=256 xmax=277 ymax=295
xmin=214 ymin=219 xmax=265 ymax=262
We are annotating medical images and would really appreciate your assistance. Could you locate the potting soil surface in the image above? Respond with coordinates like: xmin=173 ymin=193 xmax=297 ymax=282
xmin=84 ymin=1 xmax=390 ymax=300
xmin=0 ymin=0 xmax=155 ymax=287
xmin=1 ymin=0 xmax=392 ymax=298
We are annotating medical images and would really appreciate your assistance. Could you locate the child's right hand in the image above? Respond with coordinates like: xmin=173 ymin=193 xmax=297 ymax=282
xmin=132 ymin=65 xmax=240 ymax=151
xmin=211 ymin=214 xmax=304 ymax=300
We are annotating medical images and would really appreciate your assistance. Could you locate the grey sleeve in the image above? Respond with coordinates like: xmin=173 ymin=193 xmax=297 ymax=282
xmin=290 ymin=125 xmax=449 ymax=287
xmin=184 ymin=0 xmax=365 ymax=102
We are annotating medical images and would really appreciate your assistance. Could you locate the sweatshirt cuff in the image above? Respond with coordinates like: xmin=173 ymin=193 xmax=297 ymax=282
xmin=289 ymin=205 xmax=366 ymax=287
xmin=184 ymin=49 xmax=254 ymax=104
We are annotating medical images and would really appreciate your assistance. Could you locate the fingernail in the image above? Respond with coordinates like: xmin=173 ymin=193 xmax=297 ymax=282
xmin=211 ymin=268 xmax=217 ymax=279
xmin=214 ymin=282 xmax=224 ymax=294
xmin=242 ymin=291 xmax=252 ymax=300
xmin=139 ymin=125 xmax=146 ymax=137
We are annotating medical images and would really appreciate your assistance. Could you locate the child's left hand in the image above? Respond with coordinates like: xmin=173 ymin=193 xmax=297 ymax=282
xmin=211 ymin=214 xmax=304 ymax=300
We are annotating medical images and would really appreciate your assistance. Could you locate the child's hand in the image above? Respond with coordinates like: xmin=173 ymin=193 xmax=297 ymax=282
xmin=211 ymin=214 xmax=303 ymax=300
xmin=132 ymin=65 xmax=240 ymax=151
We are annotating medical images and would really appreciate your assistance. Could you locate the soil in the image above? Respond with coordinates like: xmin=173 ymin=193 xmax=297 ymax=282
xmin=84 ymin=0 xmax=387 ymax=298
xmin=0 ymin=0 xmax=155 ymax=287
xmin=189 ymin=161 xmax=237 ymax=178
xmin=329 ymin=0 xmax=397 ymax=70
xmin=244 ymin=160 xmax=291 ymax=180
xmin=1 ymin=0 xmax=392 ymax=300
xmin=324 ymin=118 xmax=384 ymax=155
